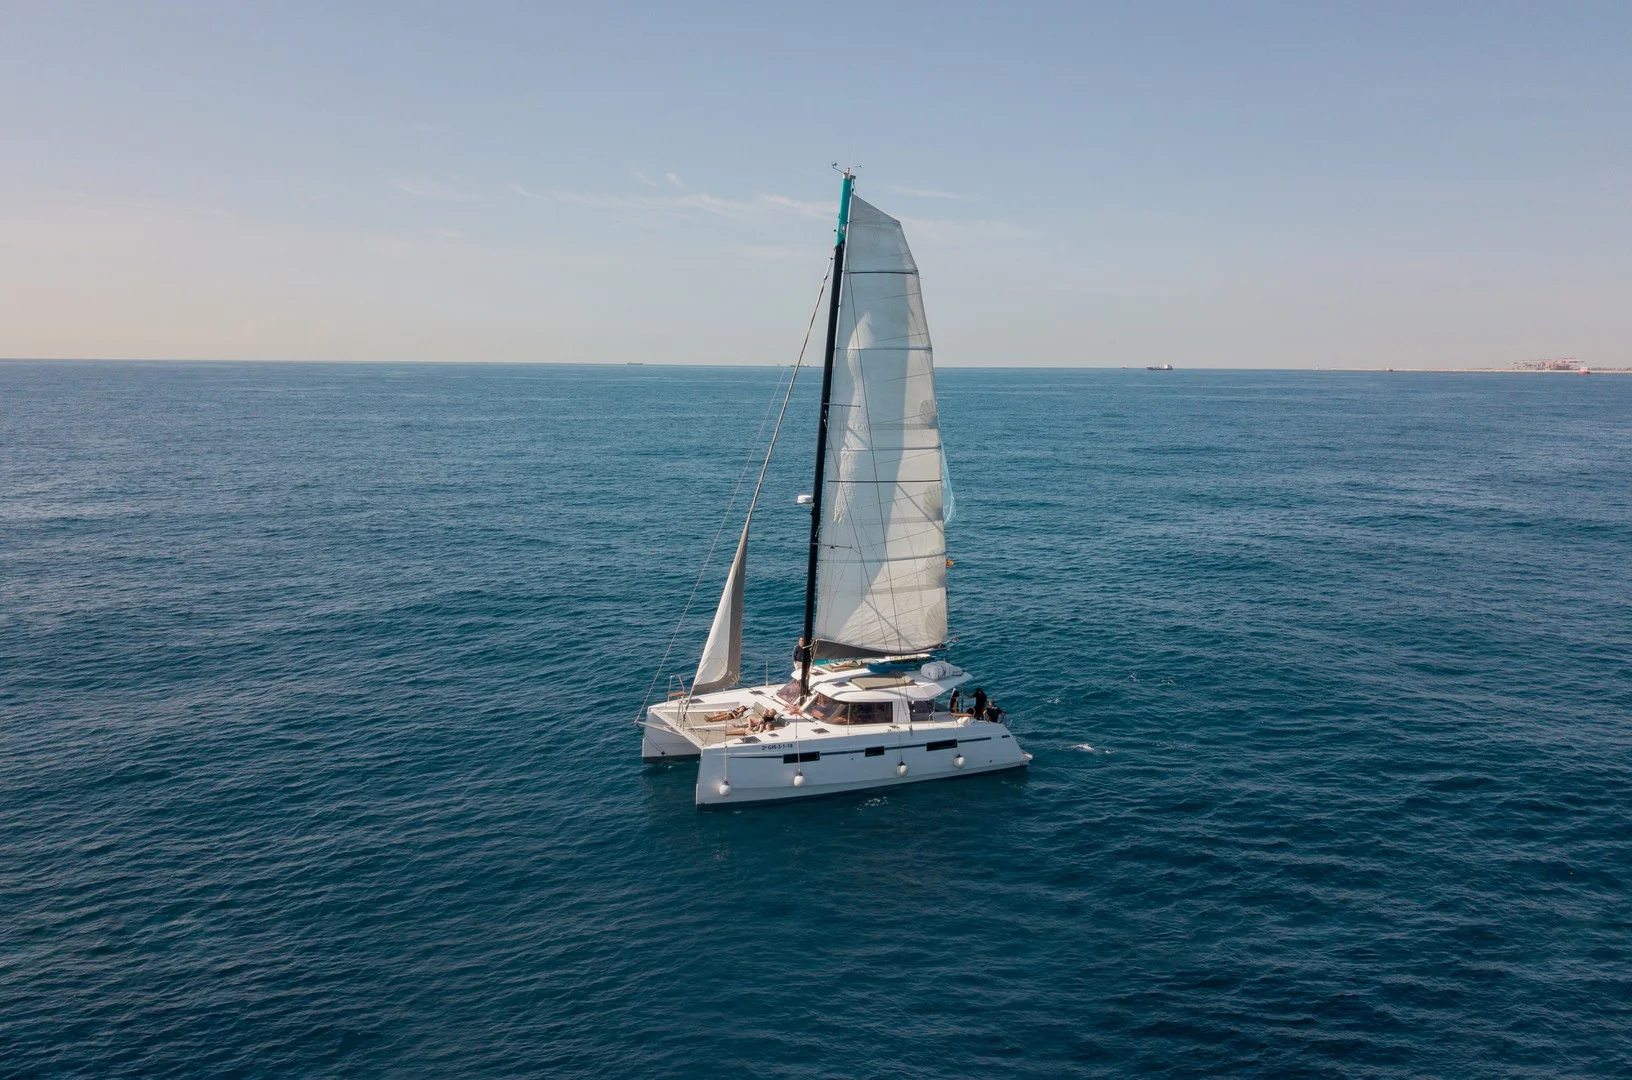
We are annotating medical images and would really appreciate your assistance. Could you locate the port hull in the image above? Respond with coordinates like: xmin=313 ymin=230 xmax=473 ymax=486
xmin=641 ymin=722 xmax=701 ymax=764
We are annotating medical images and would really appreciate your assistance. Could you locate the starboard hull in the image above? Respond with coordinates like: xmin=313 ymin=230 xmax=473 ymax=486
xmin=693 ymin=720 xmax=1030 ymax=806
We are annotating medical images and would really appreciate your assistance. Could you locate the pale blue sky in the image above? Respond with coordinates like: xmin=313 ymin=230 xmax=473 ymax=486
xmin=2 ymin=2 xmax=1629 ymax=366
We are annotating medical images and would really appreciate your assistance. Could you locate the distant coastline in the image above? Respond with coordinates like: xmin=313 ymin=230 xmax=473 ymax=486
xmin=1313 ymin=367 xmax=1632 ymax=374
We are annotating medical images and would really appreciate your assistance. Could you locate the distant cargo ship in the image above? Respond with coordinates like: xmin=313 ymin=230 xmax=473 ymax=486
xmin=1146 ymin=363 xmax=1174 ymax=371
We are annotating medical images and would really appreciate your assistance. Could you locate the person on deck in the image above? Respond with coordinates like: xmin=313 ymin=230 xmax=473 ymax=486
xmin=949 ymin=688 xmax=962 ymax=714
xmin=793 ymin=637 xmax=811 ymax=669
xmin=971 ymin=687 xmax=988 ymax=719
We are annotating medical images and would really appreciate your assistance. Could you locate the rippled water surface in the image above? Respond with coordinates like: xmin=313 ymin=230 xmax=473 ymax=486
xmin=3 ymin=362 xmax=1630 ymax=1077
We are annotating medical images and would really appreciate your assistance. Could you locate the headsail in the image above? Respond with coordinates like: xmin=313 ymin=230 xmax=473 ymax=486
xmin=693 ymin=520 xmax=748 ymax=694
xmin=811 ymin=196 xmax=947 ymax=658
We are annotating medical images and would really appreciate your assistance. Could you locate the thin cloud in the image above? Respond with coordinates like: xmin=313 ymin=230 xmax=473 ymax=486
xmin=633 ymin=170 xmax=660 ymax=187
xmin=70 ymin=193 xmax=233 ymax=218
xmin=393 ymin=177 xmax=476 ymax=202
xmin=898 ymin=216 xmax=1031 ymax=243
xmin=737 ymin=244 xmax=814 ymax=263
xmin=886 ymin=185 xmax=971 ymax=200
xmin=666 ymin=172 xmax=685 ymax=188
xmin=758 ymin=194 xmax=832 ymax=219
xmin=519 ymin=186 xmax=835 ymax=223
xmin=366 ymin=234 xmax=416 ymax=259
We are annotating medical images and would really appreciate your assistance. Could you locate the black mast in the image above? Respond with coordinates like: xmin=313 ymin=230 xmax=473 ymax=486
xmin=798 ymin=170 xmax=855 ymax=698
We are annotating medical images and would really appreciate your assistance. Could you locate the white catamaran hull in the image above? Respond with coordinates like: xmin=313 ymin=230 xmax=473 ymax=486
xmin=642 ymin=665 xmax=1029 ymax=807
xmin=693 ymin=720 xmax=1028 ymax=806
xmin=641 ymin=723 xmax=701 ymax=764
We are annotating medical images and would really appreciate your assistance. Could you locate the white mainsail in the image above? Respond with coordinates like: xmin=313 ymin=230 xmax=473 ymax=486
xmin=812 ymin=196 xmax=947 ymax=657
xmin=692 ymin=520 xmax=748 ymax=694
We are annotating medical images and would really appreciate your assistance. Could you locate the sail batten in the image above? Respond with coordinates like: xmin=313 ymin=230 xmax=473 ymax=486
xmin=810 ymin=196 xmax=948 ymax=658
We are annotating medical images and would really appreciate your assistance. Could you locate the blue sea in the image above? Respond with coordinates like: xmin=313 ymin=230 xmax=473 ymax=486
xmin=2 ymin=362 xmax=1629 ymax=1077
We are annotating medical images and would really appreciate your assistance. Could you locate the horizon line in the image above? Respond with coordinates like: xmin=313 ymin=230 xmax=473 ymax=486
xmin=3 ymin=358 xmax=1627 ymax=372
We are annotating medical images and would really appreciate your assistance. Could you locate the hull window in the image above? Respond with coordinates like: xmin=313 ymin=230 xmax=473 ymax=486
xmin=783 ymin=751 xmax=821 ymax=764
xmin=807 ymin=695 xmax=846 ymax=722
xmin=848 ymin=701 xmax=894 ymax=725
xmin=926 ymin=739 xmax=958 ymax=752
xmin=864 ymin=746 xmax=886 ymax=757
xmin=808 ymin=695 xmax=893 ymax=725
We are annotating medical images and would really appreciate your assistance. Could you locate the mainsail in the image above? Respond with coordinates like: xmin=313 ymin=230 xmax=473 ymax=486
xmin=811 ymin=196 xmax=947 ymax=658
xmin=692 ymin=521 xmax=748 ymax=694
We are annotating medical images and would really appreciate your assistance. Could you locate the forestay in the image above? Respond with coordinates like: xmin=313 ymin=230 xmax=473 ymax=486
xmin=812 ymin=196 xmax=948 ymax=658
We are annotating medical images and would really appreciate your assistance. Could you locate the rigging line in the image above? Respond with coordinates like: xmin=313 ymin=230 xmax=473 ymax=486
xmin=644 ymin=366 xmax=785 ymax=722
xmin=740 ymin=253 xmax=831 ymax=527
xmin=634 ymin=256 xmax=835 ymax=724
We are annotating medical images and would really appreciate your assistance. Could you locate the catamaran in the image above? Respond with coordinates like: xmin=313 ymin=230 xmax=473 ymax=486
xmin=638 ymin=171 xmax=1031 ymax=806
